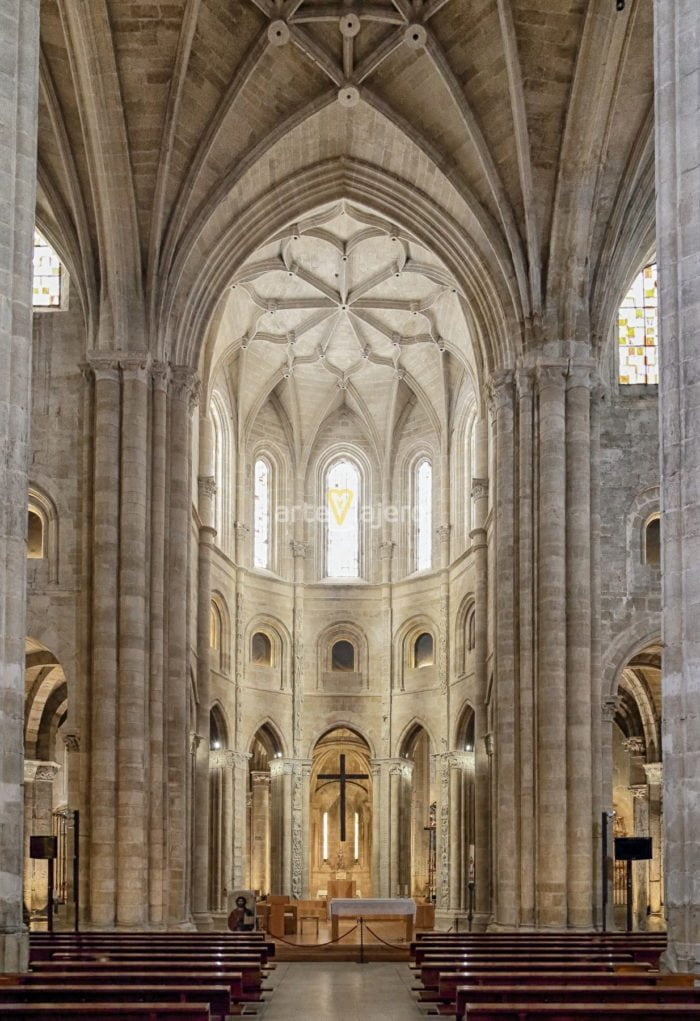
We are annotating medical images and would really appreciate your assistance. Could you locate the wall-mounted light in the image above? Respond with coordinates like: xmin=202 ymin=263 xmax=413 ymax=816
xmin=212 ymin=740 xmax=221 ymax=750
xmin=465 ymin=743 xmax=473 ymax=752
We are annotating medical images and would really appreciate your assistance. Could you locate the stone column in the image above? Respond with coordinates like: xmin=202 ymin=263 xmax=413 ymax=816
xmin=388 ymin=759 xmax=412 ymax=897
xmin=589 ymin=381 xmax=604 ymax=929
xmin=643 ymin=762 xmax=663 ymax=919
xmin=601 ymin=696 xmax=618 ymax=930
xmin=192 ymin=416 xmax=216 ymax=923
xmin=166 ymin=367 xmax=198 ymax=925
xmin=230 ymin=752 xmax=250 ymax=892
xmin=88 ymin=358 xmax=120 ymax=927
xmin=116 ymin=357 xmax=150 ymax=927
xmin=630 ymin=785 xmax=650 ymax=929
xmin=298 ymin=759 xmax=313 ymax=898
xmin=516 ymin=369 xmax=536 ymax=927
xmin=370 ymin=761 xmax=383 ymax=896
xmin=370 ymin=759 xmax=392 ymax=897
xmin=536 ymin=364 xmax=568 ymax=927
xmin=655 ymin=0 xmax=700 ymax=972
xmin=0 ymin=0 xmax=40 ymax=971
xmin=488 ymin=370 xmax=518 ymax=927
xmin=23 ymin=762 xmax=60 ymax=918
xmin=221 ymin=760 xmax=234 ymax=903
xmin=448 ymin=752 xmax=471 ymax=915
xmin=250 ymin=773 xmax=271 ymax=895
xmin=470 ymin=414 xmax=490 ymax=928
xmin=149 ymin=363 xmax=169 ymax=926
xmin=565 ymin=366 xmax=593 ymax=928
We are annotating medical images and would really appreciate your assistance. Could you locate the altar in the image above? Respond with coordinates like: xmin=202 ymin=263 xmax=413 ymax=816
xmin=329 ymin=897 xmax=416 ymax=942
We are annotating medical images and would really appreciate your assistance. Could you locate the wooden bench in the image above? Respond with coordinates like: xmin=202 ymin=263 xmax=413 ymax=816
xmin=413 ymin=947 xmax=636 ymax=967
xmin=0 ymin=984 xmax=230 ymax=1020
xmin=29 ymin=941 xmax=273 ymax=965
xmin=16 ymin=970 xmax=246 ymax=1008
xmin=453 ymin=983 xmax=700 ymax=1018
xmin=434 ymin=970 xmax=692 ymax=1002
xmin=457 ymin=1005 xmax=700 ymax=1020
xmin=0 ymin=1005 xmax=211 ymax=1021
xmin=418 ymin=960 xmax=648 ymax=992
xmin=30 ymin=960 xmax=264 ymax=998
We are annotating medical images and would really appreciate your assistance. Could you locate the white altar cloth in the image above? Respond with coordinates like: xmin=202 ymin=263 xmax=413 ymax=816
xmin=330 ymin=898 xmax=416 ymax=919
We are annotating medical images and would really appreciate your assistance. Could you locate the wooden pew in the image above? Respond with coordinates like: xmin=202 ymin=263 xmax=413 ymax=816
xmin=15 ymin=970 xmax=246 ymax=1010
xmin=457 ymin=1004 xmax=700 ymax=1020
xmin=413 ymin=947 xmax=636 ymax=967
xmin=30 ymin=960 xmax=265 ymax=999
xmin=418 ymin=959 xmax=649 ymax=992
xmin=411 ymin=943 xmax=661 ymax=967
xmin=0 ymin=1005 xmax=211 ymax=1021
xmin=29 ymin=942 xmax=273 ymax=965
xmin=453 ymin=983 xmax=700 ymax=1019
xmin=434 ymin=969 xmax=692 ymax=1002
xmin=0 ymin=984 xmax=230 ymax=1020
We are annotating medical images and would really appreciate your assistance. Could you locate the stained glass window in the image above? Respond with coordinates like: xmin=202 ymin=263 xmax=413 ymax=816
xmin=33 ymin=230 xmax=62 ymax=307
xmin=253 ymin=458 xmax=270 ymax=569
xmin=415 ymin=458 xmax=432 ymax=571
xmin=326 ymin=458 xmax=359 ymax=578
xmin=618 ymin=263 xmax=658 ymax=385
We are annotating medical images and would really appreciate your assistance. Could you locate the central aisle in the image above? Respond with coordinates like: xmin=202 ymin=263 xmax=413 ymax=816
xmin=260 ymin=961 xmax=422 ymax=1020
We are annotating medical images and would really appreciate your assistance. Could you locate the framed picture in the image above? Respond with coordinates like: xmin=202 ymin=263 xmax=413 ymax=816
xmin=228 ymin=889 xmax=256 ymax=931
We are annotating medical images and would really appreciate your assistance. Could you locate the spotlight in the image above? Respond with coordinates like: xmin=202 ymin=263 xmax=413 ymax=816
xmin=616 ymin=0 xmax=625 ymax=10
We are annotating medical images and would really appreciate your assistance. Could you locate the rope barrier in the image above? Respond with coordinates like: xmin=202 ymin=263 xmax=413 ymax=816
xmin=264 ymin=922 xmax=359 ymax=949
xmin=363 ymin=922 xmax=410 ymax=951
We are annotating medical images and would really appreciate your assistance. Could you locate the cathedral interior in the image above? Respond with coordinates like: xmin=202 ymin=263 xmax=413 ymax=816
xmin=2 ymin=0 xmax=700 ymax=978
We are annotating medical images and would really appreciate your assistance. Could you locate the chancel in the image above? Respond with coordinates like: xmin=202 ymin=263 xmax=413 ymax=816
xmin=3 ymin=2 xmax=700 ymax=1009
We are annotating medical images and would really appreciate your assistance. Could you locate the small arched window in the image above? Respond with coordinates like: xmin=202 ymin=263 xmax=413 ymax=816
xmin=414 ymin=632 xmax=434 ymax=668
xmin=326 ymin=457 xmax=360 ymax=578
xmin=467 ymin=607 xmax=476 ymax=652
xmin=415 ymin=458 xmax=432 ymax=571
xmin=210 ymin=602 xmax=222 ymax=666
xmin=645 ymin=515 xmax=661 ymax=566
xmin=618 ymin=262 xmax=658 ymax=385
xmin=251 ymin=631 xmax=272 ymax=666
xmin=27 ymin=510 xmax=44 ymax=558
xmin=210 ymin=707 xmax=227 ymax=751
xmin=253 ymin=457 xmax=271 ymax=569
xmin=331 ymin=640 xmax=355 ymax=672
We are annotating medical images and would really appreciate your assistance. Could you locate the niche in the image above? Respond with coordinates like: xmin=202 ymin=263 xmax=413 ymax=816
xmin=414 ymin=632 xmax=434 ymax=668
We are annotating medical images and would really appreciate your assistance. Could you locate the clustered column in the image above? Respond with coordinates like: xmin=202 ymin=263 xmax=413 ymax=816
xmin=0 ymin=0 xmax=40 ymax=972
xmin=485 ymin=362 xmax=597 ymax=929
xmin=655 ymin=0 xmax=700 ymax=973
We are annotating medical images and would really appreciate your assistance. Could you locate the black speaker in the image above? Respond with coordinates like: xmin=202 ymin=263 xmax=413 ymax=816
xmin=614 ymin=836 xmax=652 ymax=861
xmin=29 ymin=835 xmax=58 ymax=859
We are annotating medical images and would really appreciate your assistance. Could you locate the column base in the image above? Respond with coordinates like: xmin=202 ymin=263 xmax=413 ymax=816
xmin=661 ymin=942 xmax=700 ymax=975
xmin=192 ymin=912 xmax=214 ymax=932
xmin=0 ymin=928 xmax=29 ymax=973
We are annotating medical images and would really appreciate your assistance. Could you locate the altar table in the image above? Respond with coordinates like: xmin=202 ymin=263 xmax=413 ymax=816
xmin=329 ymin=898 xmax=416 ymax=942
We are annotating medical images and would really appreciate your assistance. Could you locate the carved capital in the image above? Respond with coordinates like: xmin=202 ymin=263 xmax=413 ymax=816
xmin=643 ymin=762 xmax=662 ymax=786
xmin=486 ymin=369 xmax=514 ymax=412
xmin=471 ymin=477 xmax=488 ymax=503
xmin=151 ymin=360 xmax=170 ymax=393
xmin=515 ymin=367 xmax=534 ymax=397
xmin=25 ymin=760 xmax=61 ymax=782
xmin=629 ymin=784 xmax=648 ymax=801
xmin=119 ymin=354 xmax=150 ymax=383
xmin=63 ymin=732 xmax=80 ymax=752
xmin=87 ymin=353 xmax=120 ymax=383
xmin=483 ymin=732 xmax=494 ymax=757
xmin=290 ymin=540 xmax=307 ymax=559
xmin=602 ymin=696 xmax=619 ymax=723
xmin=171 ymin=366 xmax=200 ymax=409
xmin=535 ymin=363 xmax=567 ymax=392
xmin=566 ymin=363 xmax=594 ymax=391
xmin=622 ymin=736 xmax=645 ymax=756
xmin=251 ymin=771 xmax=272 ymax=788
xmin=437 ymin=524 xmax=450 ymax=543
xmin=198 ymin=476 xmax=217 ymax=500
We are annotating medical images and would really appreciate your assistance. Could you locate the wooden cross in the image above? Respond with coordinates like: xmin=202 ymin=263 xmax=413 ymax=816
xmin=318 ymin=753 xmax=369 ymax=842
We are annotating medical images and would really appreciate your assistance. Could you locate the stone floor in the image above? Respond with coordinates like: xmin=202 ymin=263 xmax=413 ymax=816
xmin=258 ymin=961 xmax=423 ymax=1020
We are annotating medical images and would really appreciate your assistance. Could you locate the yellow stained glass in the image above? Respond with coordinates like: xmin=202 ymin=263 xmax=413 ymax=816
xmin=618 ymin=263 xmax=657 ymax=385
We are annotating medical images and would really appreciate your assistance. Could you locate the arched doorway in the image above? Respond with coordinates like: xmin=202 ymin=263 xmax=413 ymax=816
xmin=611 ymin=642 xmax=663 ymax=930
xmin=400 ymin=724 xmax=435 ymax=901
xmin=247 ymin=723 xmax=283 ymax=896
xmin=310 ymin=728 xmax=372 ymax=898
xmin=23 ymin=638 xmax=73 ymax=929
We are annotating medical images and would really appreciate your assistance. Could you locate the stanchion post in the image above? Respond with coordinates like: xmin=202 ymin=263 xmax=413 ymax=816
xmin=626 ymin=859 xmax=633 ymax=933
xmin=468 ymin=881 xmax=475 ymax=931
xmin=73 ymin=810 xmax=80 ymax=933
xmin=359 ymin=916 xmax=365 ymax=964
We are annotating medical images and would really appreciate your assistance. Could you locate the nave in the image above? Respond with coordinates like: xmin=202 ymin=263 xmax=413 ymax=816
xmin=260 ymin=962 xmax=420 ymax=1021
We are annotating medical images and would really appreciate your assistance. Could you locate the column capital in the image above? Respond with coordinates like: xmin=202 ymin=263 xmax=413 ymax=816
xmin=119 ymin=354 xmax=150 ymax=383
xmin=515 ymin=366 xmax=535 ymax=396
xmin=448 ymin=750 xmax=474 ymax=770
xmin=171 ymin=365 xmax=200 ymax=410
xmin=151 ymin=360 xmax=170 ymax=392
xmin=535 ymin=362 xmax=567 ymax=391
xmin=602 ymin=696 xmax=619 ymax=722
xmin=62 ymin=732 xmax=80 ymax=752
xmin=378 ymin=540 xmax=395 ymax=560
xmin=566 ymin=363 xmax=595 ymax=391
xmin=198 ymin=475 xmax=217 ymax=500
xmin=86 ymin=353 xmax=120 ymax=382
xmin=251 ymin=771 xmax=272 ymax=788
xmin=471 ymin=477 xmax=489 ymax=502
xmin=643 ymin=762 xmax=663 ymax=785
xmin=622 ymin=736 xmax=645 ymax=756
xmin=290 ymin=540 xmax=307 ymax=559
xmin=629 ymin=784 xmax=649 ymax=801
xmin=486 ymin=369 xmax=514 ymax=411
xmin=437 ymin=524 xmax=451 ymax=544
xmin=24 ymin=759 xmax=61 ymax=782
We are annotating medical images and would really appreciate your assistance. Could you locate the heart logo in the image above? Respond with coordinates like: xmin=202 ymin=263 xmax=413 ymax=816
xmin=327 ymin=488 xmax=354 ymax=526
